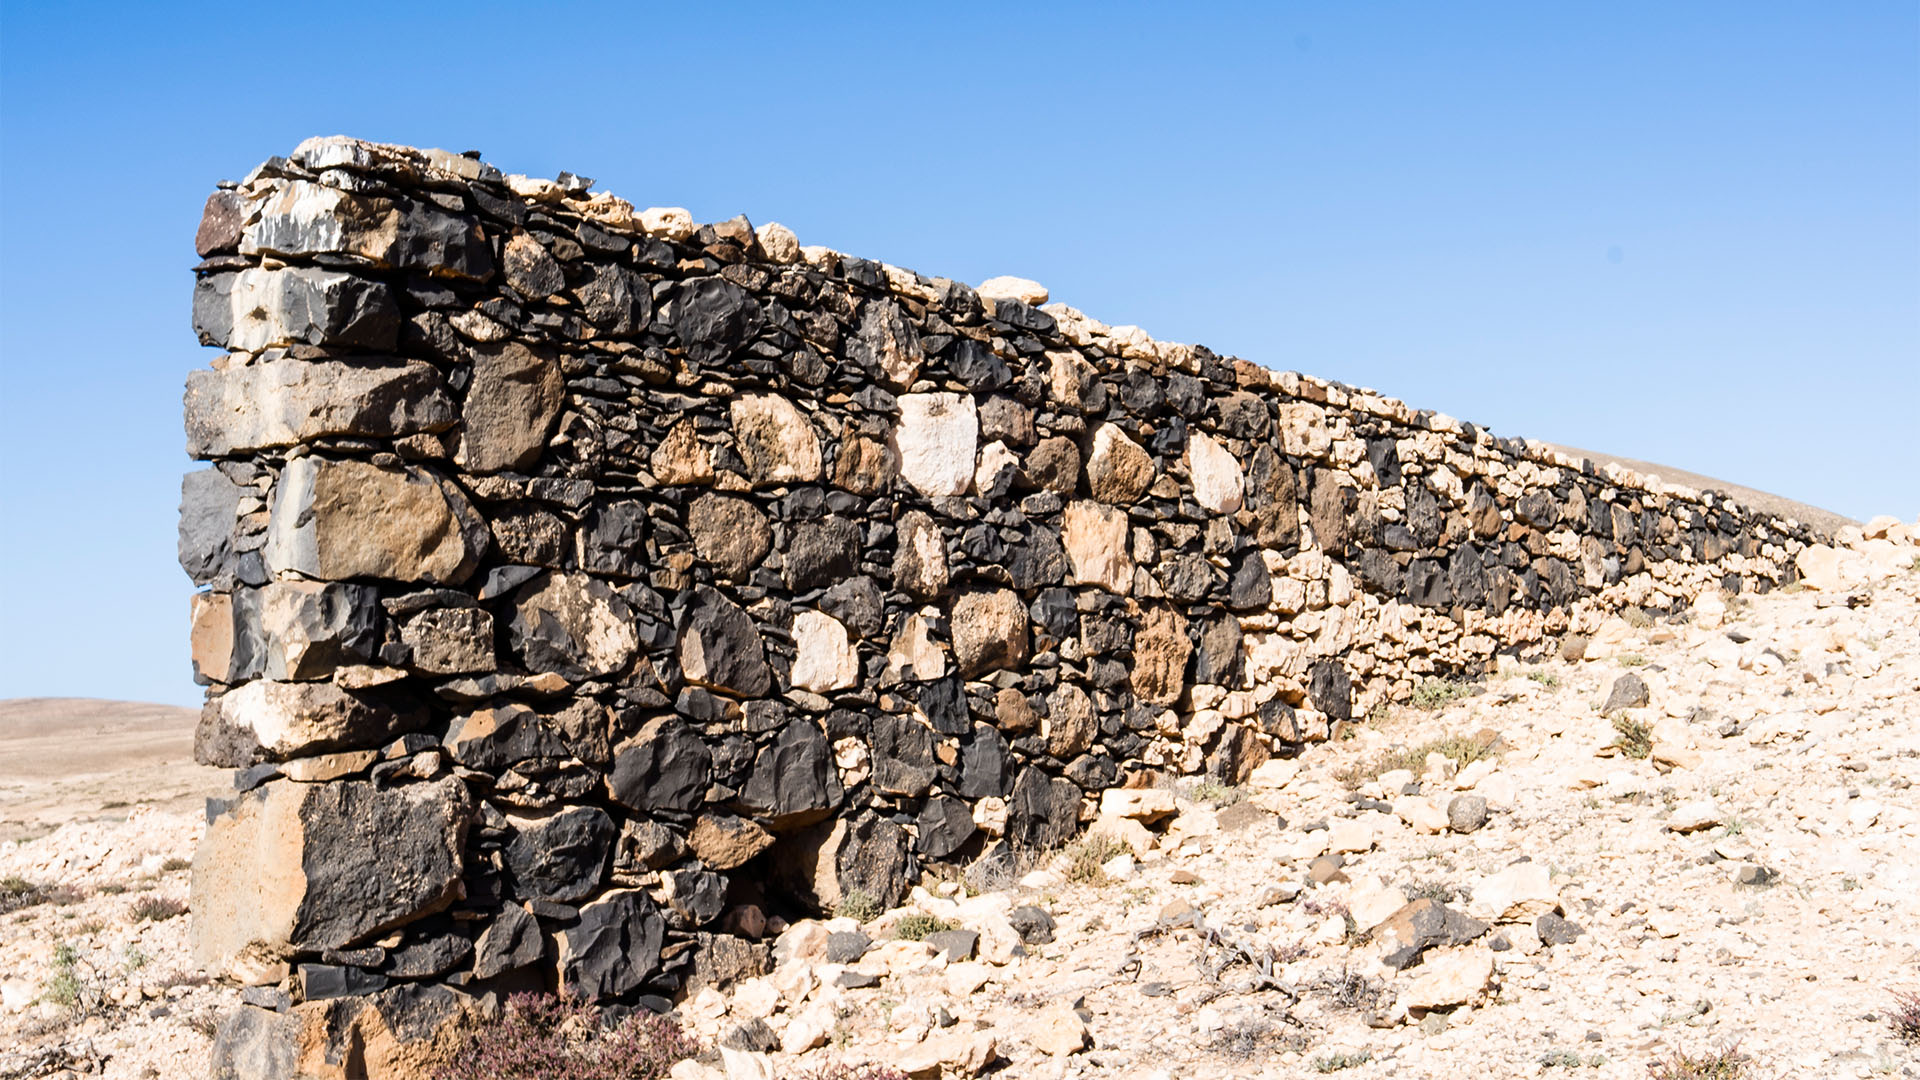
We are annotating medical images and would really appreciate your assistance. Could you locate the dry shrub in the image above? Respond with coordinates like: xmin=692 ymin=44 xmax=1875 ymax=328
xmin=1890 ymin=989 xmax=1920 ymax=1043
xmin=437 ymin=993 xmax=698 ymax=1080
xmin=1 ymin=876 xmax=86 ymax=915
xmin=786 ymin=1065 xmax=909 ymax=1080
xmin=130 ymin=895 xmax=189 ymax=922
xmin=1062 ymin=834 xmax=1130 ymax=884
xmin=1646 ymin=1041 xmax=1749 ymax=1080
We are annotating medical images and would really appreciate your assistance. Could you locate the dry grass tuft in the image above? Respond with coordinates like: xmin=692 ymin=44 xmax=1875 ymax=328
xmin=1062 ymin=834 xmax=1131 ymax=885
xmin=1645 ymin=1042 xmax=1749 ymax=1080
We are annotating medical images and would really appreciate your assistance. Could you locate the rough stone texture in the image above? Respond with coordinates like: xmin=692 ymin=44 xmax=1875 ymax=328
xmin=191 ymin=777 xmax=469 ymax=979
xmin=263 ymin=457 xmax=485 ymax=586
xmin=185 ymin=359 xmax=454 ymax=457
xmin=790 ymin=609 xmax=859 ymax=693
xmin=731 ymin=393 xmax=821 ymax=485
xmin=950 ymin=589 xmax=1030 ymax=678
xmin=507 ymin=571 xmax=639 ymax=680
xmin=688 ymin=493 xmax=773 ymax=581
xmin=453 ymin=342 xmax=564 ymax=473
xmin=1085 ymin=423 xmax=1155 ymax=504
xmin=893 ymin=392 xmax=978 ymax=496
xmin=182 ymin=138 xmax=1823 ymax=1036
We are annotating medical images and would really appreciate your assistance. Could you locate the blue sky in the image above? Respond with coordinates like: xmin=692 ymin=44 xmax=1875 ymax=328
xmin=1 ymin=2 xmax=1915 ymax=707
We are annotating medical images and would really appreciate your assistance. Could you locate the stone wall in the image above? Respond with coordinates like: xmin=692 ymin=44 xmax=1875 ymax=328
xmin=181 ymin=137 xmax=1822 ymax=1017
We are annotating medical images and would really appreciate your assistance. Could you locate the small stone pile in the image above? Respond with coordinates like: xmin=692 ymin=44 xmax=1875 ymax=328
xmin=179 ymin=136 xmax=1825 ymax=1073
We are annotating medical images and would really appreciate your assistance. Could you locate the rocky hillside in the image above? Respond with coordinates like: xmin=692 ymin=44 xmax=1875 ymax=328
xmin=1 ymin=522 xmax=1914 ymax=1078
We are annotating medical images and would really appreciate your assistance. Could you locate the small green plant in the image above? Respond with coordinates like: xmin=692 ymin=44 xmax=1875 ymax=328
xmin=1721 ymin=818 xmax=1746 ymax=837
xmin=1646 ymin=1042 xmax=1749 ymax=1080
xmin=1063 ymin=834 xmax=1130 ymax=884
xmin=1840 ymin=877 xmax=1861 ymax=891
xmin=891 ymin=913 xmax=957 ymax=942
xmin=44 ymin=942 xmax=82 ymax=1009
xmin=123 ymin=945 xmax=149 ymax=972
xmin=834 ymin=889 xmax=883 ymax=923
xmin=130 ymin=895 xmax=189 ymax=922
xmin=1409 ymin=678 xmax=1473 ymax=711
xmin=1526 ymin=670 xmax=1562 ymax=689
xmin=1539 ymin=1049 xmax=1587 ymax=1068
xmin=1186 ymin=779 xmax=1243 ymax=806
xmin=1362 ymin=700 xmax=1393 ymax=726
xmin=1313 ymin=1050 xmax=1372 ymax=1072
xmin=1617 ymin=654 xmax=1648 ymax=668
xmin=1889 ymin=989 xmax=1920 ymax=1043
xmin=1405 ymin=880 xmax=1456 ymax=903
xmin=1611 ymin=714 xmax=1654 ymax=759
xmin=1622 ymin=607 xmax=1655 ymax=630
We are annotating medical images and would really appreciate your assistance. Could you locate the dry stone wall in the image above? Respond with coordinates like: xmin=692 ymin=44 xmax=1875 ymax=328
xmin=181 ymin=137 xmax=1822 ymax=1018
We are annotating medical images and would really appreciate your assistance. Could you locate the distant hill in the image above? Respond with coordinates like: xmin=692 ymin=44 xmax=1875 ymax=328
xmin=0 ymin=697 xmax=218 ymax=841
xmin=1541 ymin=443 xmax=1854 ymax=537
xmin=0 ymin=697 xmax=202 ymax=779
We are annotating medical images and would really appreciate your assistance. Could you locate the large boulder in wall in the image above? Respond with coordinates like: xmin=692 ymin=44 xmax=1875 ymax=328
xmin=191 ymin=777 xmax=470 ymax=981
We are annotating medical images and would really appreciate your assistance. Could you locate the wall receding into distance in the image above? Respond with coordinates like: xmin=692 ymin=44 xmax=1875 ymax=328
xmin=180 ymin=137 xmax=1822 ymax=1055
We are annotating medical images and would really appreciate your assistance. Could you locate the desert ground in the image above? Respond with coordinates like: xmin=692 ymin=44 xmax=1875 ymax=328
xmin=2 ymin=523 xmax=1915 ymax=1080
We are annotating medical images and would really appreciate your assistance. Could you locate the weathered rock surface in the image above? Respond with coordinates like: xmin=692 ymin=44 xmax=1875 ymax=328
xmin=262 ymin=458 xmax=485 ymax=586
xmin=185 ymin=359 xmax=454 ymax=457
xmin=191 ymin=777 xmax=468 ymax=978
xmin=454 ymin=341 xmax=563 ymax=473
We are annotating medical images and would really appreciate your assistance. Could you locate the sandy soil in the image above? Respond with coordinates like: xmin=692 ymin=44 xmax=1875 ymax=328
xmin=0 ymin=698 xmax=222 ymax=846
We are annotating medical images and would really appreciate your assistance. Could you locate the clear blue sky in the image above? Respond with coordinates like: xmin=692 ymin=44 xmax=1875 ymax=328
xmin=2 ymin=2 xmax=1915 ymax=707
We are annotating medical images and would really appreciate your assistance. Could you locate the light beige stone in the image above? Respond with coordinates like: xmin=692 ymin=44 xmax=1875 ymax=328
xmin=974 ymin=439 xmax=1019 ymax=495
xmin=1469 ymin=863 xmax=1559 ymax=922
xmin=885 ymin=612 xmax=948 ymax=683
xmin=1327 ymin=819 xmax=1374 ymax=853
xmin=754 ymin=222 xmax=799 ymax=263
xmin=975 ymin=276 xmax=1048 ymax=305
xmin=210 ymin=680 xmax=398 ymax=761
xmin=1187 ymin=431 xmax=1245 ymax=514
xmin=1063 ymin=500 xmax=1132 ymax=594
xmin=1099 ymin=787 xmax=1176 ymax=823
xmin=1392 ymin=795 xmax=1450 ymax=835
xmin=1666 ymin=799 xmax=1723 ymax=833
xmin=893 ymin=392 xmax=978 ymax=496
xmin=640 ymin=206 xmax=696 ymax=242
xmin=1398 ymin=946 xmax=1493 ymax=1010
xmin=896 ymin=1030 xmax=997 ymax=1077
xmin=652 ymin=421 xmax=714 ymax=485
xmin=731 ymin=394 xmax=822 ymax=485
xmin=1087 ymin=814 xmax=1156 ymax=857
xmin=950 ymin=589 xmax=1030 ymax=678
xmin=790 ymin=610 xmax=859 ymax=693
xmin=1031 ymin=1000 xmax=1090 ymax=1056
